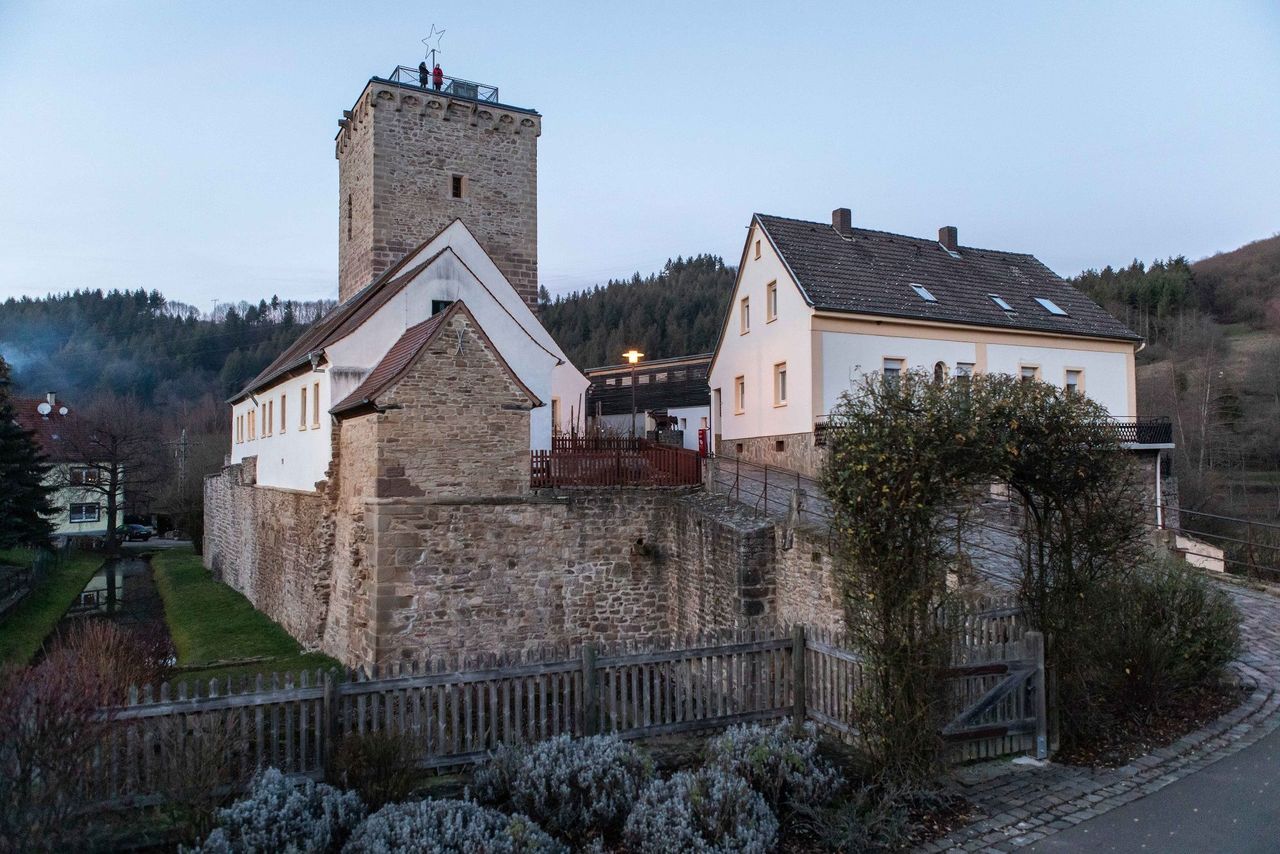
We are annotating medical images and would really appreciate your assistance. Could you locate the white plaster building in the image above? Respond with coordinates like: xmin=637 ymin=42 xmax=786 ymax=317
xmin=228 ymin=220 xmax=589 ymax=492
xmin=709 ymin=209 xmax=1155 ymax=475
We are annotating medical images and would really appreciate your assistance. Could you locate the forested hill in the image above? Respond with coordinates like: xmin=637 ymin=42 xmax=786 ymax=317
xmin=0 ymin=290 xmax=335 ymax=407
xmin=1069 ymin=233 xmax=1280 ymax=530
xmin=538 ymin=254 xmax=736 ymax=368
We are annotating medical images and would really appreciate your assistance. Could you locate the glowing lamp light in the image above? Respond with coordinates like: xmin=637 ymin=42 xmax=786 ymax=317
xmin=622 ymin=350 xmax=645 ymax=365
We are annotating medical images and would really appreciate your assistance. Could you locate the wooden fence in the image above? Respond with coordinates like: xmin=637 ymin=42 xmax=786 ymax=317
xmin=531 ymin=440 xmax=701 ymax=488
xmin=88 ymin=614 xmax=1042 ymax=808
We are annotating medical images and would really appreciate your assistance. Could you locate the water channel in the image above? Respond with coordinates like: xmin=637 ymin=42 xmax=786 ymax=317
xmin=48 ymin=552 xmax=175 ymax=660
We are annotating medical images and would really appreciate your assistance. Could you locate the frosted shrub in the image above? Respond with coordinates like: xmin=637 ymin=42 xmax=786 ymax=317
xmin=193 ymin=767 xmax=365 ymax=853
xmin=623 ymin=767 xmax=778 ymax=854
xmin=473 ymin=733 xmax=653 ymax=843
xmin=706 ymin=719 xmax=843 ymax=812
xmin=343 ymin=798 xmax=565 ymax=853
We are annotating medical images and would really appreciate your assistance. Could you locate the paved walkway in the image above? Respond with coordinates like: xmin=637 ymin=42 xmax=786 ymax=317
xmin=921 ymin=578 xmax=1280 ymax=852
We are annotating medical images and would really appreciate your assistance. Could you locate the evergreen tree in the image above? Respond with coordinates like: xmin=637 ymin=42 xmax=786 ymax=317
xmin=0 ymin=355 xmax=55 ymax=547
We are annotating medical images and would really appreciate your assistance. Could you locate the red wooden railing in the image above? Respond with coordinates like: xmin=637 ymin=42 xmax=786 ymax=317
xmin=532 ymin=439 xmax=701 ymax=488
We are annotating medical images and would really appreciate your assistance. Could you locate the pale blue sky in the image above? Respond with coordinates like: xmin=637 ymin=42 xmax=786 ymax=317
xmin=1 ymin=1 xmax=1277 ymax=306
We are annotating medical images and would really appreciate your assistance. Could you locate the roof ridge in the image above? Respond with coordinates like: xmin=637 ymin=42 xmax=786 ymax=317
xmin=755 ymin=212 xmax=1040 ymax=259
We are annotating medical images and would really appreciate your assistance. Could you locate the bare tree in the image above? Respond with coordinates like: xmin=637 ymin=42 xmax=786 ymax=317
xmin=51 ymin=394 xmax=164 ymax=550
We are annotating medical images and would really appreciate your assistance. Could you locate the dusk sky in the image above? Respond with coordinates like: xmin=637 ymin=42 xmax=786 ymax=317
xmin=1 ymin=1 xmax=1277 ymax=307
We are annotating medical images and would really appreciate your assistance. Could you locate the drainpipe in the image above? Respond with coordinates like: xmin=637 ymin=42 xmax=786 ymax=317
xmin=1155 ymin=452 xmax=1164 ymax=530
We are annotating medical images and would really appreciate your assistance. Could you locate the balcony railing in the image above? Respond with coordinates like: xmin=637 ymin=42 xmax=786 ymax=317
xmin=1112 ymin=416 xmax=1173 ymax=446
xmin=385 ymin=66 xmax=499 ymax=103
xmin=814 ymin=414 xmax=1173 ymax=447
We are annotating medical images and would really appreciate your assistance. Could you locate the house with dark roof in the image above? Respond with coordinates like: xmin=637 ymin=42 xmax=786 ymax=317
xmin=584 ymin=354 xmax=711 ymax=451
xmin=708 ymin=208 xmax=1171 ymax=478
xmin=226 ymin=219 xmax=589 ymax=492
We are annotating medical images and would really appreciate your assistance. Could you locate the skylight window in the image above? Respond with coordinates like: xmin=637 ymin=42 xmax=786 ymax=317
xmin=910 ymin=283 xmax=937 ymax=303
xmin=988 ymin=294 xmax=1014 ymax=312
xmin=1034 ymin=297 xmax=1068 ymax=316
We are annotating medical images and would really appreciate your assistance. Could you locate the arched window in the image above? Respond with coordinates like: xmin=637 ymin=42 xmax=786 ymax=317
xmin=933 ymin=361 xmax=947 ymax=384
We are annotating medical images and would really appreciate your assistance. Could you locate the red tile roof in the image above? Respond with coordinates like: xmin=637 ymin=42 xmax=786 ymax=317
xmin=11 ymin=397 xmax=81 ymax=462
xmin=329 ymin=301 xmax=541 ymax=416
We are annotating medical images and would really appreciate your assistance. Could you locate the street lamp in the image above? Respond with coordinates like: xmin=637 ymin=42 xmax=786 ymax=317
xmin=622 ymin=349 xmax=644 ymax=438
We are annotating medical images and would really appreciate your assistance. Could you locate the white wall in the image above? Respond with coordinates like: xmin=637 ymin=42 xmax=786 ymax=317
xmin=819 ymin=333 xmax=978 ymax=415
xmin=230 ymin=371 xmax=332 ymax=492
xmin=986 ymin=343 xmax=1131 ymax=417
xmin=230 ymin=220 xmax=590 ymax=491
xmin=709 ymin=221 xmax=816 ymax=442
xmin=667 ymin=405 xmax=711 ymax=451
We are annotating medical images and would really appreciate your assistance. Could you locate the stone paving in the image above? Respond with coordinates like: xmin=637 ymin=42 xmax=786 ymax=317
xmin=919 ymin=576 xmax=1280 ymax=852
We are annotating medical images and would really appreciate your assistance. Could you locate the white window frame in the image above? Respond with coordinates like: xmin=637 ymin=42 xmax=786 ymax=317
xmin=1020 ymin=364 xmax=1041 ymax=382
xmin=773 ymin=362 xmax=788 ymax=407
xmin=882 ymin=357 xmax=905 ymax=379
xmin=740 ymin=297 xmax=750 ymax=334
xmin=733 ymin=375 xmax=745 ymax=414
xmin=69 ymin=503 xmax=100 ymax=523
xmin=766 ymin=281 xmax=778 ymax=322
xmin=1064 ymin=368 xmax=1084 ymax=394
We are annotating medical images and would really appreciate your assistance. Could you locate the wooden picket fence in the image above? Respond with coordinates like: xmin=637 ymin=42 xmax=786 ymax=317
xmin=87 ymin=611 xmax=1043 ymax=808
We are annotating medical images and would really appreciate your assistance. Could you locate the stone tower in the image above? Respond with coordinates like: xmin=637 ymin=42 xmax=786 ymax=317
xmin=335 ymin=71 xmax=541 ymax=308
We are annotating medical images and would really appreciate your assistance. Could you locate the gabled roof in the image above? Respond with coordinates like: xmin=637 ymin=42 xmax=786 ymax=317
xmin=230 ymin=243 xmax=448 ymax=404
xmin=329 ymin=301 xmax=542 ymax=417
xmin=755 ymin=214 xmax=1141 ymax=342
xmin=12 ymin=398 xmax=78 ymax=462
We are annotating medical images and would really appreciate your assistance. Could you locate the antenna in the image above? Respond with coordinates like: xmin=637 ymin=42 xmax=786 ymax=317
xmin=422 ymin=25 xmax=446 ymax=69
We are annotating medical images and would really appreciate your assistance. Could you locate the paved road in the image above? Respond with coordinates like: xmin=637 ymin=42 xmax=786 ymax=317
xmin=1028 ymin=722 xmax=1280 ymax=853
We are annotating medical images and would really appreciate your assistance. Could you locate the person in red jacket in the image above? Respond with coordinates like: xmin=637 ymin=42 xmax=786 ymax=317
xmin=432 ymin=64 xmax=444 ymax=90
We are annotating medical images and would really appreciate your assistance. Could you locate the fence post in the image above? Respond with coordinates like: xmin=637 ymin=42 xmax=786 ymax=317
xmin=582 ymin=642 xmax=599 ymax=736
xmin=1027 ymin=631 xmax=1048 ymax=760
xmin=791 ymin=625 xmax=806 ymax=736
xmin=322 ymin=669 xmax=341 ymax=767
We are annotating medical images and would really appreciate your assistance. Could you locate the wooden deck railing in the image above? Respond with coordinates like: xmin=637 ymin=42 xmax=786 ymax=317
xmin=532 ymin=439 xmax=701 ymax=488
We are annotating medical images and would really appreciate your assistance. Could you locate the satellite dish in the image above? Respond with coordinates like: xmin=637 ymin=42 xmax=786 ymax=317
xmin=58 ymin=406 xmax=68 ymax=416
xmin=37 ymin=402 xmax=52 ymax=416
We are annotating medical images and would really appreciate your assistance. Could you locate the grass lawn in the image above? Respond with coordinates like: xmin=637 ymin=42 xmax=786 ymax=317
xmin=0 ymin=547 xmax=103 ymax=667
xmin=150 ymin=545 xmax=340 ymax=685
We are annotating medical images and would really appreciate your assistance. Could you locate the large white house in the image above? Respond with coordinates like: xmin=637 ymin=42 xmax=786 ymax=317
xmin=709 ymin=208 xmax=1152 ymax=475
xmin=228 ymin=220 xmax=589 ymax=492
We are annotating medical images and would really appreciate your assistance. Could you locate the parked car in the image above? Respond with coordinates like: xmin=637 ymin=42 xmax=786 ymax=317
xmin=116 ymin=524 xmax=153 ymax=542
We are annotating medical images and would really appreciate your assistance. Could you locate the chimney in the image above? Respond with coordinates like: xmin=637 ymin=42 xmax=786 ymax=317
xmin=832 ymin=208 xmax=853 ymax=238
xmin=938 ymin=226 xmax=959 ymax=253
xmin=45 ymin=391 xmax=56 ymax=406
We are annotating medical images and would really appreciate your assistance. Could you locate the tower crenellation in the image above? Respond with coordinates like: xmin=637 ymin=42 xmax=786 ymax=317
xmin=336 ymin=68 xmax=541 ymax=308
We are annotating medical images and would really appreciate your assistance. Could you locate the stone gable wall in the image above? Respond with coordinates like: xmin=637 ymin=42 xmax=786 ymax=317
xmin=373 ymin=311 xmax=530 ymax=499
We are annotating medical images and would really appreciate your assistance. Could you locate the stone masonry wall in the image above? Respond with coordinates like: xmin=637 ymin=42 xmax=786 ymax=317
xmin=336 ymin=82 xmax=540 ymax=308
xmin=775 ymin=524 xmax=845 ymax=634
xmin=205 ymin=467 xmax=789 ymax=667
xmin=203 ymin=457 xmax=333 ymax=647
xmin=719 ymin=432 xmax=828 ymax=480
xmin=372 ymin=310 xmax=531 ymax=499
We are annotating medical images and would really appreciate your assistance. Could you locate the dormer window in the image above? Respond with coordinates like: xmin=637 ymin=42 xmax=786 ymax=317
xmin=910 ymin=283 xmax=937 ymax=303
xmin=1034 ymin=297 xmax=1068 ymax=316
xmin=989 ymin=294 xmax=1014 ymax=312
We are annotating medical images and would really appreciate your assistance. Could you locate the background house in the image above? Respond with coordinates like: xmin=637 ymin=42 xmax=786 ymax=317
xmin=13 ymin=393 xmax=124 ymax=539
xmin=708 ymin=208 xmax=1169 ymax=477
xmin=584 ymin=353 xmax=711 ymax=451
